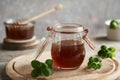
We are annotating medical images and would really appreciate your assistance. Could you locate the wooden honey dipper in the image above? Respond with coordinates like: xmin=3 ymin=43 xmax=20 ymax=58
xmin=7 ymin=4 xmax=63 ymax=29
xmin=21 ymin=4 xmax=63 ymax=24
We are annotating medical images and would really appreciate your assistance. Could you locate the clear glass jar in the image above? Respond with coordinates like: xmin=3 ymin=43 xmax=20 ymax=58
xmin=47 ymin=23 xmax=94 ymax=69
xmin=4 ymin=19 xmax=35 ymax=40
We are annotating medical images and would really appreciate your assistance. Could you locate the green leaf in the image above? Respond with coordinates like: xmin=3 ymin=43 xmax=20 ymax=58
xmin=31 ymin=60 xmax=42 ymax=69
xmin=89 ymin=56 xmax=94 ymax=62
xmin=31 ymin=69 xmax=41 ymax=77
xmin=110 ymin=20 xmax=120 ymax=29
xmin=111 ymin=52 xmax=116 ymax=57
xmin=108 ymin=47 xmax=116 ymax=52
xmin=98 ymin=50 xmax=104 ymax=58
xmin=87 ymin=62 xmax=91 ymax=68
xmin=101 ymin=45 xmax=107 ymax=50
xmin=45 ymin=59 xmax=53 ymax=68
xmin=109 ymin=52 xmax=116 ymax=58
xmin=91 ymin=62 xmax=97 ymax=69
xmin=94 ymin=57 xmax=99 ymax=62
xmin=41 ymin=68 xmax=53 ymax=76
xmin=97 ymin=64 xmax=102 ymax=69
xmin=41 ymin=63 xmax=48 ymax=69
xmin=95 ymin=57 xmax=102 ymax=62
xmin=48 ymin=68 xmax=54 ymax=75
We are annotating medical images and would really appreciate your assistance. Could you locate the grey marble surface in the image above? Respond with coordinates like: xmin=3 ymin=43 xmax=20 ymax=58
xmin=0 ymin=0 xmax=120 ymax=80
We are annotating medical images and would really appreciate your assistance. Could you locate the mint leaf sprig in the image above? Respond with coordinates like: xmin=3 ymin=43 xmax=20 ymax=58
xmin=110 ymin=20 xmax=120 ymax=29
xmin=87 ymin=45 xmax=116 ymax=70
xmin=31 ymin=59 xmax=54 ymax=77
xmin=87 ymin=56 xmax=102 ymax=70
xmin=98 ymin=45 xmax=116 ymax=58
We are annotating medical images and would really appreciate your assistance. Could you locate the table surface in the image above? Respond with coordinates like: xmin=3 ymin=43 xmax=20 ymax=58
xmin=0 ymin=34 xmax=120 ymax=80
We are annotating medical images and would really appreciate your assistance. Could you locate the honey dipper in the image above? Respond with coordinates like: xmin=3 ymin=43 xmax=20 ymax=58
xmin=21 ymin=4 xmax=63 ymax=24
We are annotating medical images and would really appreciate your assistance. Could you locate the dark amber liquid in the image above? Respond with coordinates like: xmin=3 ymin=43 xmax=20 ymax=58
xmin=5 ymin=24 xmax=34 ymax=40
xmin=51 ymin=39 xmax=85 ymax=69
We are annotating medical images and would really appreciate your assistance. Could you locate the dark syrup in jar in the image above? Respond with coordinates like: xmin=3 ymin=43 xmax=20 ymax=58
xmin=51 ymin=39 xmax=85 ymax=69
xmin=5 ymin=22 xmax=34 ymax=40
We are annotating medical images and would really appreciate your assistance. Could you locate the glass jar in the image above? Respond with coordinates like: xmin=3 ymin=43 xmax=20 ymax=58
xmin=4 ymin=19 xmax=35 ymax=40
xmin=47 ymin=23 xmax=94 ymax=69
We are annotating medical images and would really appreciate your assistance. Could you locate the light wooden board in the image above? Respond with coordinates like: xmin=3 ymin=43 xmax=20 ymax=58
xmin=6 ymin=51 xmax=120 ymax=80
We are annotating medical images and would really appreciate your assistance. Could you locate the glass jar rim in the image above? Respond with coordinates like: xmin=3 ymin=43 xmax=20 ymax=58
xmin=53 ymin=23 xmax=84 ymax=33
xmin=4 ymin=19 xmax=35 ymax=27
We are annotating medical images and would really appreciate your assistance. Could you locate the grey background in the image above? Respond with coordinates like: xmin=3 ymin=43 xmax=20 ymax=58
xmin=0 ymin=0 xmax=120 ymax=42
xmin=0 ymin=0 xmax=120 ymax=80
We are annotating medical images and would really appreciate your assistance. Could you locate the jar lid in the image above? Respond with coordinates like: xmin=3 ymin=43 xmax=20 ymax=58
xmin=53 ymin=23 xmax=84 ymax=33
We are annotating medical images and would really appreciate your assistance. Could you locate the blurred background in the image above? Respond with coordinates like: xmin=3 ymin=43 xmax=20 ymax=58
xmin=0 ymin=0 xmax=120 ymax=42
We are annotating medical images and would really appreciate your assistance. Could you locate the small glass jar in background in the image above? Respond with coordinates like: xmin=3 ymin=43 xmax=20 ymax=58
xmin=4 ymin=19 xmax=35 ymax=40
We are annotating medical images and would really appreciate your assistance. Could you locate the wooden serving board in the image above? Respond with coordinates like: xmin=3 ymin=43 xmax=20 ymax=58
xmin=6 ymin=51 xmax=120 ymax=80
